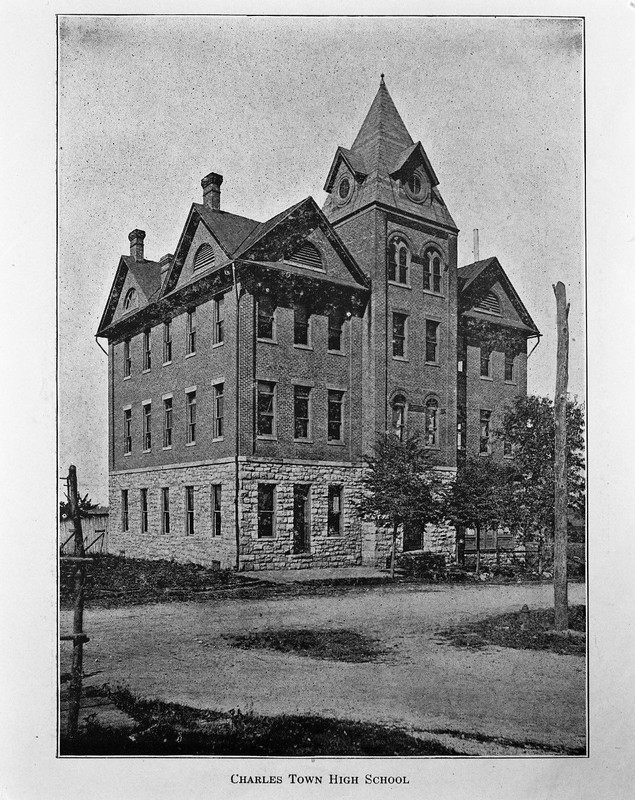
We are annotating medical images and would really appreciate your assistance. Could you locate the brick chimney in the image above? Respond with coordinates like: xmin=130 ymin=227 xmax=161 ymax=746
xmin=160 ymin=253 xmax=173 ymax=283
xmin=128 ymin=229 xmax=146 ymax=261
xmin=201 ymin=172 xmax=223 ymax=210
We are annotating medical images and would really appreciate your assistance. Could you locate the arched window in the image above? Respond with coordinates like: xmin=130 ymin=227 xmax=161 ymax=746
xmin=123 ymin=288 xmax=138 ymax=311
xmin=423 ymin=249 xmax=442 ymax=293
xmin=475 ymin=291 xmax=501 ymax=315
xmin=288 ymin=242 xmax=323 ymax=270
xmin=388 ymin=236 xmax=410 ymax=284
xmin=193 ymin=243 xmax=216 ymax=272
xmin=391 ymin=394 xmax=407 ymax=440
xmin=424 ymin=397 xmax=439 ymax=448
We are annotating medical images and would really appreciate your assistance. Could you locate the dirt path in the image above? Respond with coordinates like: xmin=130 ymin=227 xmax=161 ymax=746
xmin=61 ymin=582 xmax=586 ymax=751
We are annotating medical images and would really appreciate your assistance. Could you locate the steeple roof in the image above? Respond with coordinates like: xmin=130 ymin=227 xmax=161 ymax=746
xmin=350 ymin=76 xmax=414 ymax=173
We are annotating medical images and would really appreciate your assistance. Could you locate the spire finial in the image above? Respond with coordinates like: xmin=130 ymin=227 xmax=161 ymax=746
xmin=380 ymin=73 xmax=385 ymax=85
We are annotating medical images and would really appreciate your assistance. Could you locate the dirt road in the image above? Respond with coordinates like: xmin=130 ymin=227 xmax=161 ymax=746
xmin=61 ymin=582 xmax=586 ymax=751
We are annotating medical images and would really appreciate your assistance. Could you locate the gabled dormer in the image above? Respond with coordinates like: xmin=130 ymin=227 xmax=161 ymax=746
xmin=322 ymin=77 xmax=456 ymax=231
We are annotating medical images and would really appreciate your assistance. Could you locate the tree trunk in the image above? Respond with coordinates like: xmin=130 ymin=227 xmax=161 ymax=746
xmin=67 ymin=465 xmax=86 ymax=740
xmin=475 ymin=523 xmax=481 ymax=575
xmin=390 ymin=521 xmax=398 ymax=580
xmin=553 ymin=282 xmax=569 ymax=630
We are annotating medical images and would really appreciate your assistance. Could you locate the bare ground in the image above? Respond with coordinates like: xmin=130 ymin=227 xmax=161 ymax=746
xmin=60 ymin=581 xmax=586 ymax=755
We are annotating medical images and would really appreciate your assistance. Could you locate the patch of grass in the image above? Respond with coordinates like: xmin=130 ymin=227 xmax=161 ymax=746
xmin=60 ymin=686 xmax=458 ymax=756
xmin=225 ymin=628 xmax=387 ymax=662
xmin=426 ymin=727 xmax=586 ymax=755
xmin=437 ymin=605 xmax=586 ymax=656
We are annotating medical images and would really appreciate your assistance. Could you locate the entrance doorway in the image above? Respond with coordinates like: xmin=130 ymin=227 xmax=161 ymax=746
xmin=293 ymin=484 xmax=311 ymax=554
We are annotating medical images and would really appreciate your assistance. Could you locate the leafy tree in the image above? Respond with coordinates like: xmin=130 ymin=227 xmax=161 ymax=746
xmin=497 ymin=395 xmax=585 ymax=573
xmin=445 ymin=456 xmax=515 ymax=574
xmin=59 ymin=492 xmax=97 ymax=522
xmin=357 ymin=435 xmax=446 ymax=578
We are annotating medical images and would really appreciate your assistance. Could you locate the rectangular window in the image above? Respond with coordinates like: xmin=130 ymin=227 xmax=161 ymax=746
xmin=293 ymin=484 xmax=311 ymax=553
xmin=328 ymin=311 xmax=344 ymax=352
xmin=163 ymin=397 xmax=173 ymax=448
xmin=480 ymin=348 xmax=491 ymax=378
xmin=293 ymin=305 xmax=311 ymax=346
xmin=211 ymin=484 xmax=222 ymax=537
xmin=161 ymin=487 xmax=170 ymax=534
xmin=257 ymin=483 xmax=276 ymax=538
xmin=257 ymin=381 xmax=276 ymax=437
xmin=480 ymin=410 xmax=492 ymax=455
xmin=143 ymin=330 xmax=151 ymax=371
xmin=163 ymin=321 xmax=172 ymax=364
xmin=257 ymin=297 xmax=276 ymax=340
xmin=142 ymin=402 xmax=152 ymax=451
xmin=457 ymin=407 xmax=466 ymax=451
xmin=123 ymin=339 xmax=131 ymax=378
xmin=140 ymin=488 xmax=148 ymax=533
xmin=186 ymin=309 xmax=196 ymax=355
xmin=185 ymin=486 xmax=195 ymax=535
xmin=213 ymin=296 xmax=224 ymax=345
xmin=504 ymin=352 xmax=514 ymax=382
xmin=294 ymin=385 xmax=311 ymax=440
xmin=186 ymin=391 xmax=197 ymax=444
xmin=123 ymin=408 xmax=132 ymax=454
xmin=214 ymin=383 xmax=224 ymax=439
xmin=121 ymin=489 xmax=129 ymax=532
xmin=328 ymin=486 xmax=343 ymax=536
xmin=425 ymin=320 xmax=439 ymax=363
xmin=392 ymin=312 xmax=407 ymax=358
xmin=327 ymin=389 xmax=344 ymax=442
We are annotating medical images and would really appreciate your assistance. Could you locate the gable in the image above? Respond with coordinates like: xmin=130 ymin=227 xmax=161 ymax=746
xmin=169 ymin=218 xmax=229 ymax=294
xmin=236 ymin=197 xmax=368 ymax=288
xmin=110 ymin=263 xmax=155 ymax=325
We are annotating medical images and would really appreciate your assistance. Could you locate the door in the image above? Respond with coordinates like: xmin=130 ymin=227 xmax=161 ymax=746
xmin=403 ymin=521 xmax=424 ymax=552
xmin=293 ymin=485 xmax=311 ymax=554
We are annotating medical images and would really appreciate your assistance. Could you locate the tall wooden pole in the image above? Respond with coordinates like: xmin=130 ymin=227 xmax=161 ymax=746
xmin=553 ymin=283 xmax=569 ymax=630
xmin=66 ymin=465 xmax=86 ymax=739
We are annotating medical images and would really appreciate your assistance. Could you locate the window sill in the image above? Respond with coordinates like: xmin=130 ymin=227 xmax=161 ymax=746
xmin=162 ymin=446 xmax=172 ymax=451
xmin=123 ymin=375 xmax=131 ymax=381
xmin=327 ymin=440 xmax=346 ymax=447
xmin=212 ymin=437 xmax=224 ymax=443
xmin=294 ymin=438 xmax=314 ymax=444
xmin=162 ymin=360 xmax=172 ymax=367
xmin=185 ymin=441 xmax=196 ymax=447
xmin=424 ymin=445 xmax=441 ymax=451
xmin=423 ymin=290 xmax=445 ymax=298
xmin=392 ymin=356 xmax=409 ymax=362
xmin=505 ymin=380 xmax=517 ymax=386
xmin=212 ymin=342 xmax=224 ymax=349
xmin=123 ymin=452 xmax=131 ymax=457
xmin=142 ymin=449 xmax=151 ymax=454
xmin=257 ymin=435 xmax=278 ymax=441
xmin=142 ymin=368 xmax=151 ymax=374
xmin=257 ymin=338 xmax=277 ymax=345
xmin=388 ymin=280 xmax=411 ymax=289
xmin=425 ymin=361 xmax=440 ymax=367
xmin=479 ymin=451 xmax=492 ymax=457
xmin=328 ymin=349 xmax=345 ymax=357
xmin=480 ymin=375 xmax=493 ymax=381
xmin=185 ymin=352 xmax=197 ymax=359
xmin=293 ymin=343 xmax=313 ymax=351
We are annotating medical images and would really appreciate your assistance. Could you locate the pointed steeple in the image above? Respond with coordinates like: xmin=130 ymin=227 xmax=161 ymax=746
xmin=350 ymin=76 xmax=414 ymax=173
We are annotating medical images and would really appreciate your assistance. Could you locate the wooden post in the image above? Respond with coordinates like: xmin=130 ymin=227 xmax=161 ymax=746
xmin=390 ymin=521 xmax=398 ymax=580
xmin=66 ymin=465 xmax=86 ymax=739
xmin=553 ymin=282 xmax=569 ymax=630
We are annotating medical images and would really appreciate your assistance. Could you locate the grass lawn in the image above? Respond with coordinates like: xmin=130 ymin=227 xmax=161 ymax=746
xmin=60 ymin=687 xmax=459 ymax=756
xmin=437 ymin=605 xmax=586 ymax=656
xmin=224 ymin=628 xmax=388 ymax=662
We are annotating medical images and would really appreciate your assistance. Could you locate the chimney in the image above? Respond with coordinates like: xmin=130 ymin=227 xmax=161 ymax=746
xmin=160 ymin=253 xmax=173 ymax=283
xmin=128 ymin=229 xmax=146 ymax=261
xmin=201 ymin=172 xmax=223 ymax=210
xmin=473 ymin=228 xmax=480 ymax=263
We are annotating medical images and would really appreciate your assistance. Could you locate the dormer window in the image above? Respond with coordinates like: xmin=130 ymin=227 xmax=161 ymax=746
xmin=408 ymin=173 xmax=421 ymax=195
xmin=193 ymin=243 xmax=215 ymax=272
xmin=123 ymin=288 xmax=138 ymax=311
xmin=423 ymin=249 xmax=442 ymax=294
xmin=404 ymin=168 xmax=428 ymax=202
xmin=388 ymin=236 xmax=410 ymax=284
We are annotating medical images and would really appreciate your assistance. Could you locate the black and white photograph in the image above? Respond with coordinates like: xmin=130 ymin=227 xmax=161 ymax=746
xmin=2 ymin=3 xmax=634 ymax=798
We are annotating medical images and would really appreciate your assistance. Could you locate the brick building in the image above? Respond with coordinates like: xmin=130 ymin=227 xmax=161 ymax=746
xmin=97 ymin=78 xmax=539 ymax=570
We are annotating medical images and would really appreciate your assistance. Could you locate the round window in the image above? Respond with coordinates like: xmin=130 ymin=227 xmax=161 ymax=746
xmin=408 ymin=173 xmax=421 ymax=195
xmin=338 ymin=177 xmax=351 ymax=200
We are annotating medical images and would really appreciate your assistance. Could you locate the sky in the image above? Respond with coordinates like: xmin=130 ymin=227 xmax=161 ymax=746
xmin=58 ymin=15 xmax=584 ymax=504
